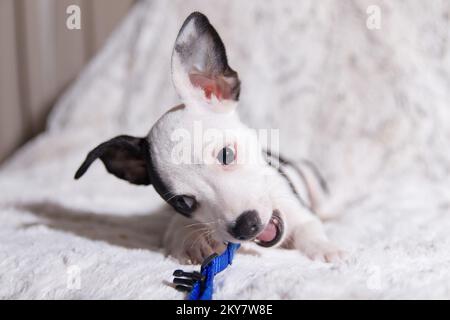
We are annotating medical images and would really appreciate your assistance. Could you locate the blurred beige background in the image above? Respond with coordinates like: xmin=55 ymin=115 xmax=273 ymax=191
xmin=0 ymin=0 xmax=134 ymax=163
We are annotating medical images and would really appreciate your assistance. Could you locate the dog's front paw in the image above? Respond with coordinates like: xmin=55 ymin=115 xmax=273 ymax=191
xmin=164 ymin=229 xmax=225 ymax=265
xmin=299 ymin=241 xmax=347 ymax=263
xmin=172 ymin=236 xmax=226 ymax=265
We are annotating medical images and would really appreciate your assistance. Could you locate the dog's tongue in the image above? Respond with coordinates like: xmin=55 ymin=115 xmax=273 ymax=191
xmin=256 ymin=220 xmax=277 ymax=243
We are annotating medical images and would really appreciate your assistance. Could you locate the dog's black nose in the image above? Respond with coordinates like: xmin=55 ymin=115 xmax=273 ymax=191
xmin=228 ymin=210 xmax=262 ymax=240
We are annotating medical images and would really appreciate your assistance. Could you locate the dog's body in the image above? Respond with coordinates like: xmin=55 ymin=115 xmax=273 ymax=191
xmin=75 ymin=12 xmax=344 ymax=264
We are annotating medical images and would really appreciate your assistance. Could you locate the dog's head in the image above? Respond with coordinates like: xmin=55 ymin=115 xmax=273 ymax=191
xmin=75 ymin=12 xmax=284 ymax=247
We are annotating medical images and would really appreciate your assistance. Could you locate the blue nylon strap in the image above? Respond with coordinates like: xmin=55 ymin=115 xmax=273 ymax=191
xmin=188 ymin=243 xmax=240 ymax=300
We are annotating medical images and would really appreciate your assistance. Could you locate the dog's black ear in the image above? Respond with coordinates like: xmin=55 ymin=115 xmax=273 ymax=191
xmin=74 ymin=135 xmax=151 ymax=185
xmin=172 ymin=12 xmax=240 ymax=105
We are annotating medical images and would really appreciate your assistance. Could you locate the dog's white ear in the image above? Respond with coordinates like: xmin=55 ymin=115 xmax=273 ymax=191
xmin=171 ymin=12 xmax=240 ymax=110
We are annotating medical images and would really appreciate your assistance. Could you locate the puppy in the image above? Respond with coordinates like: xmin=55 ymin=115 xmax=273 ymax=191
xmin=75 ymin=12 xmax=344 ymax=264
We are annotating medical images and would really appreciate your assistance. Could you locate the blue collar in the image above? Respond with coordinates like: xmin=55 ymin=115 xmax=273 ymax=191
xmin=172 ymin=243 xmax=241 ymax=300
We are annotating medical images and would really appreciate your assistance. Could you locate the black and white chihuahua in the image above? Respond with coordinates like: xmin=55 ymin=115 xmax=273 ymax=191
xmin=75 ymin=12 xmax=345 ymax=264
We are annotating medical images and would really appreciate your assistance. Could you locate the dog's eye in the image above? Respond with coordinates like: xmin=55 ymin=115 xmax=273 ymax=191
xmin=217 ymin=147 xmax=236 ymax=165
xmin=171 ymin=195 xmax=197 ymax=216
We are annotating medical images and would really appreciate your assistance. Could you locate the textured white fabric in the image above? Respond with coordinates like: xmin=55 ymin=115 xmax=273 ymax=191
xmin=1 ymin=0 xmax=449 ymax=299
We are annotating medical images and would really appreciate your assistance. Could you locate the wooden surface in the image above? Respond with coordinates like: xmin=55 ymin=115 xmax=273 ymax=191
xmin=0 ymin=0 xmax=134 ymax=163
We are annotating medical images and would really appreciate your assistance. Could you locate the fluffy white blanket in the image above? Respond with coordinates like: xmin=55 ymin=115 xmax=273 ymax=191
xmin=1 ymin=0 xmax=449 ymax=299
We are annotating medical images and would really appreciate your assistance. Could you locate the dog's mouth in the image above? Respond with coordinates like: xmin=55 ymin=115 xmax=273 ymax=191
xmin=253 ymin=211 xmax=284 ymax=247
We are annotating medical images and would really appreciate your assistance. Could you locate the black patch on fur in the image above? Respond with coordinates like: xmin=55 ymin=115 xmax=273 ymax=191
xmin=175 ymin=12 xmax=228 ymax=74
xmin=173 ymin=11 xmax=240 ymax=100
xmin=264 ymin=149 xmax=329 ymax=195
xmin=264 ymin=149 xmax=329 ymax=212
xmin=264 ymin=154 xmax=309 ymax=209
xmin=74 ymin=135 xmax=151 ymax=185
xmin=147 ymin=140 xmax=198 ymax=217
xmin=74 ymin=136 xmax=197 ymax=217
xmin=297 ymin=159 xmax=329 ymax=194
